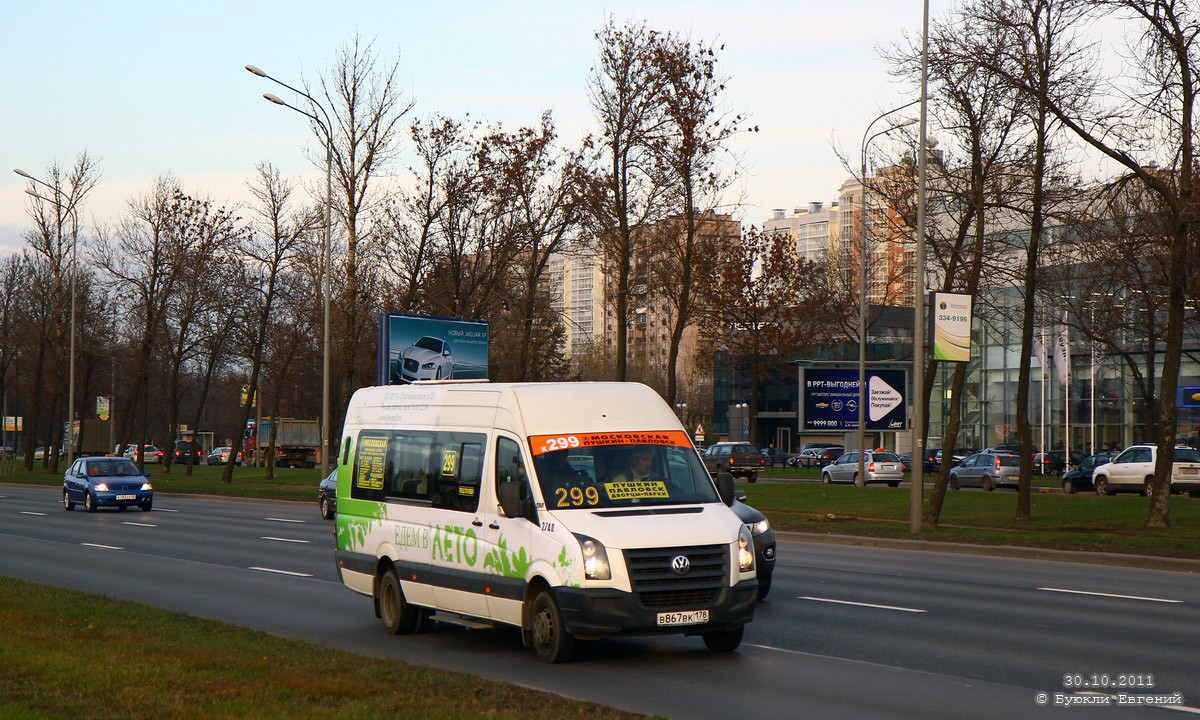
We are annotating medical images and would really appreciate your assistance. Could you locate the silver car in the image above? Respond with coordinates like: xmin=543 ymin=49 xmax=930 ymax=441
xmin=820 ymin=451 xmax=904 ymax=486
xmin=949 ymin=452 xmax=1021 ymax=491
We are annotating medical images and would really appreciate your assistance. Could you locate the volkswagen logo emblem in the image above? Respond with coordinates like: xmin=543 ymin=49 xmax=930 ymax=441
xmin=671 ymin=555 xmax=691 ymax=575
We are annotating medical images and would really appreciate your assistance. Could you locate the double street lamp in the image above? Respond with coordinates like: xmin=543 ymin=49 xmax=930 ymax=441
xmin=245 ymin=65 xmax=334 ymax=479
xmin=14 ymin=168 xmax=79 ymax=466
xmin=856 ymin=105 xmax=917 ymax=487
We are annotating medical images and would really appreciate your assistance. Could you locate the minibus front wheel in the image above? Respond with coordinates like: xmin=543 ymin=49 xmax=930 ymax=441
xmin=530 ymin=590 xmax=575 ymax=663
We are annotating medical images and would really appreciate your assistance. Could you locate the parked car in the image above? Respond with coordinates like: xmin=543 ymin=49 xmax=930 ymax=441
xmin=949 ymin=452 xmax=1022 ymax=491
xmin=391 ymin=336 xmax=455 ymax=384
xmin=794 ymin=445 xmax=845 ymax=468
xmin=792 ymin=445 xmax=838 ymax=468
xmin=985 ymin=443 xmax=1040 ymax=458
xmin=172 ymin=440 xmax=203 ymax=464
xmin=206 ymin=446 xmax=242 ymax=466
xmin=731 ymin=489 xmax=775 ymax=600
xmin=700 ymin=442 xmax=764 ymax=483
xmin=33 ymin=446 xmax=47 ymax=461
xmin=898 ymin=452 xmax=912 ymax=472
xmin=62 ymin=456 xmax=153 ymax=512
xmin=318 ymin=470 xmax=337 ymax=520
xmin=935 ymin=448 xmax=978 ymax=470
xmin=122 ymin=444 xmax=163 ymax=464
xmin=1033 ymin=449 xmax=1086 ymax=476
xmin=1060 ymin=453 xmax=1117 ymax=494
xmin=921 ymin=446 xmax=940 ymax=470
xmin=820 ymin=451 xmax=904 ymax=486
xmin=1091 ymin=444 xmax=1200 ymax=496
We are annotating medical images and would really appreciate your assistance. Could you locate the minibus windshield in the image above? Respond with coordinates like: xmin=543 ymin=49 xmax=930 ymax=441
xmin=529 ymin=431 xmax=720 ymax=510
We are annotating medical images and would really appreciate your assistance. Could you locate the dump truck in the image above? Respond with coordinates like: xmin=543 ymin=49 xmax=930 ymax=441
xmin=258 ymin=418 xmax=320 ymax=469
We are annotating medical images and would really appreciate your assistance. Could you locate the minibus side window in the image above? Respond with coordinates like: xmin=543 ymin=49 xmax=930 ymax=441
xmin=351 ymin=431 xmax=388 ymax=501
xmin=386 ymin=432 xmax=435 ymax=501
xmin=431 ymin=433 xmax=485 ymax=512
xmin=495 ymin=437 xmax=530 ymax=505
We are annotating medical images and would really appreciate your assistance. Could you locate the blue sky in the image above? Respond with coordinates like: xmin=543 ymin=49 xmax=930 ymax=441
xmin=2 ymin=1 xmax=957 ymax=253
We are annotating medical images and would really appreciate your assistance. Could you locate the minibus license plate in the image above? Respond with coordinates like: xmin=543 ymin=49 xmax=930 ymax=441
xmin=115 ymin=494 xmax=136 ymax=500
xmin=1181 ymin=467 xmax=1198 ymax=475
xmin=657 ymin=610 xmax=708 ymax=626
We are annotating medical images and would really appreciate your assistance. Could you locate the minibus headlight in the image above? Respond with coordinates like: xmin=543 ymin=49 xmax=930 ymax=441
xmin=140 ymin=483 xmax=152 ymax=491
xmin=94 ymin=483 xmax=109 ymax=492
xmin=750 ymin=518 xmax=770 ymax=536
xmin=738 ymin=525 xmax=755 ymax=572
xmin=574 ymin=534 xmax=611 ymax=580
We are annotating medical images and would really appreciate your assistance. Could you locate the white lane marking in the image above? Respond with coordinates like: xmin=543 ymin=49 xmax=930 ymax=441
xmin=1037 ymin=587 xmax=1182 ymax=604
xmin=799 ymin=596 xmax=927 ymax=613
xmin=122 ymin=522 xmax=157 ymax=528
xmin=261 ymin=536 xmax=311 ymax=544
xmin=154 ymin=508 xmax=179 ymax=513
xmin=81 ymin=543 xmax=123 ymax=550
xmin=265 ymin=517 xmax=305 ymax=523
xmin=20 ymin=511 xmax=47 ymax=516
xmin=1163 ymin=704 xmax=1200 ymax=715
xmin=249 ymin=566 xmax=312 ymax=577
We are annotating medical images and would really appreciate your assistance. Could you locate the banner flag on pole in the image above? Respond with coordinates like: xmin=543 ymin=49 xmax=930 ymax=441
xmin=1054 ymin=312 xmax=1071 ymax=385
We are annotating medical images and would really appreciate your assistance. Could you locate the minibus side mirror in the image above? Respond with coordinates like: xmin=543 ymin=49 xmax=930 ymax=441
xmin=715 ymin=472 xmax=735 ymax=506
xmin=499 ymin=481 xmax=536 ymax=521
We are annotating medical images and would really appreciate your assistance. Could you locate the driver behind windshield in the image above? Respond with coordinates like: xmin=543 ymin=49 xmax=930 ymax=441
xmin=608 ymin=446 xmax=658 ymax=484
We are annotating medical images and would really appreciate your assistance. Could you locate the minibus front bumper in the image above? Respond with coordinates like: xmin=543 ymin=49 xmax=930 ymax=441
xmin=553 ymin=579 xmax=758 ymax=637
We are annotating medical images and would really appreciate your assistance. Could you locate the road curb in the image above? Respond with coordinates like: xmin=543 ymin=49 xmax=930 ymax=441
xmin=777 ymin=531 xmax=1200 ymax=573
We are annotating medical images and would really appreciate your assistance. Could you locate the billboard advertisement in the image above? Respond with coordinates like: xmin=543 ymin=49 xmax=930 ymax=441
xmin=801 ymin=368 xmax=908 ymax=431
xmin=932 ymin=292 xmax=973 ymax=363
xmin=377 ymin=313 xmax=489 ymax=386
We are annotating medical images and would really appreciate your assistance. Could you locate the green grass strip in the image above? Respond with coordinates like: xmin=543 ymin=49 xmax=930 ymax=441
xmin=0 ymin=577 xmax=655 ymax=720
xmin=736 ymin=482 xmax=1200 ymax=558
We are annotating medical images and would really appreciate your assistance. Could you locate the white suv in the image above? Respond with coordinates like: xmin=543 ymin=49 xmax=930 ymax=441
xmin=1091 ymin=444 xmax=1200 ymax=496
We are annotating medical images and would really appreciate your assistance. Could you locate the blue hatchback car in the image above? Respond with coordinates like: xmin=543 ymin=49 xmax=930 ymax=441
xmin=63 ymin=457 xmax=153 ymax=512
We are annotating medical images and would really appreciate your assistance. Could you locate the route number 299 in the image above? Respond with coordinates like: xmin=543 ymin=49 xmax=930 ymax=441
xmin=542 ymin=436 xmax=580 ymax=452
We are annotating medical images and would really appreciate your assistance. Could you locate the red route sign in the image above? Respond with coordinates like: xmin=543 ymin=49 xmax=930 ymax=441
xmin=529 ymin=430 xmax=694 ymax=456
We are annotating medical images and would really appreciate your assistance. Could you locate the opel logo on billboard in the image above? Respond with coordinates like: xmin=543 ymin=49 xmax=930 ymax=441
xmin=671 ymin=555 xmax=691 ymax=575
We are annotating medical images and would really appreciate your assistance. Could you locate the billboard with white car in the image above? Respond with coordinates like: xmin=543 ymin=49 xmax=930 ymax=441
xmin=377 ymin=313 xmax=489 ymax=385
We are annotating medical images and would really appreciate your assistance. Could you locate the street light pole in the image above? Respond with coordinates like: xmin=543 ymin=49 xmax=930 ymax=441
xmin=856 ymin=106 xmax=918 ymax=487
xmin=912 ymin=0 xmax=931 ymax=534
xmin=15 ymin=169 xmax=79 ymax=466
xmin=246 ymin=65 xmax=335 ymax=479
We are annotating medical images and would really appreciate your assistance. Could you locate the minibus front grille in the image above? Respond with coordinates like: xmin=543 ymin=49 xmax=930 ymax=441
xmin=638 ymin=588 xmax=721 ymax=609
xmin=624 ymin=544 xmax=728 ymax=609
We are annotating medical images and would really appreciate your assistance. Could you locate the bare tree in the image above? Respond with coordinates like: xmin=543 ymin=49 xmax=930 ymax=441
xmin=377 ymin=114 xmax=474 ymax=314
xmin=882 ymin=7 xmax=1025 ymax=525
xmin=697 ymin=228 xmax=837 ymax=442
xmin=970 ymin=0 xmax=1198 ymax=527
xmin=159 ymin=193 xmax=245 ymax=474
xmin=479 ymin=112 xmax=584 ymax=380
xmin=18 ymin=153 xmax=101 ymax=472
xmin=307 ymin=33 xmax=413 ymax=409
xmin=583 ymin=18 xmax=670 ymax=381
xmin=955 ymin=0 xmax=1094 ymax=521
xmin=223 ymin=164 xmax=317 ymax=485
xmin=650 ymin=32 xmax=752 ymax=405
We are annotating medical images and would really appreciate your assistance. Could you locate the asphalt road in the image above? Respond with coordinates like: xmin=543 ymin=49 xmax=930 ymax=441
xmin=2 ymin=483 xmax=1197 ymax=719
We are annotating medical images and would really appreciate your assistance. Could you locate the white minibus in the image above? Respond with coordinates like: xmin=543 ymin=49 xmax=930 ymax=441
xmin=334 ymin=381 xmax=758 ymax=662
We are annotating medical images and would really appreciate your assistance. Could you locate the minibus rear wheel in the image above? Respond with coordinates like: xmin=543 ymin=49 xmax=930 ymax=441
xmin=378 ymin=568 xmax=416 ymax=635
